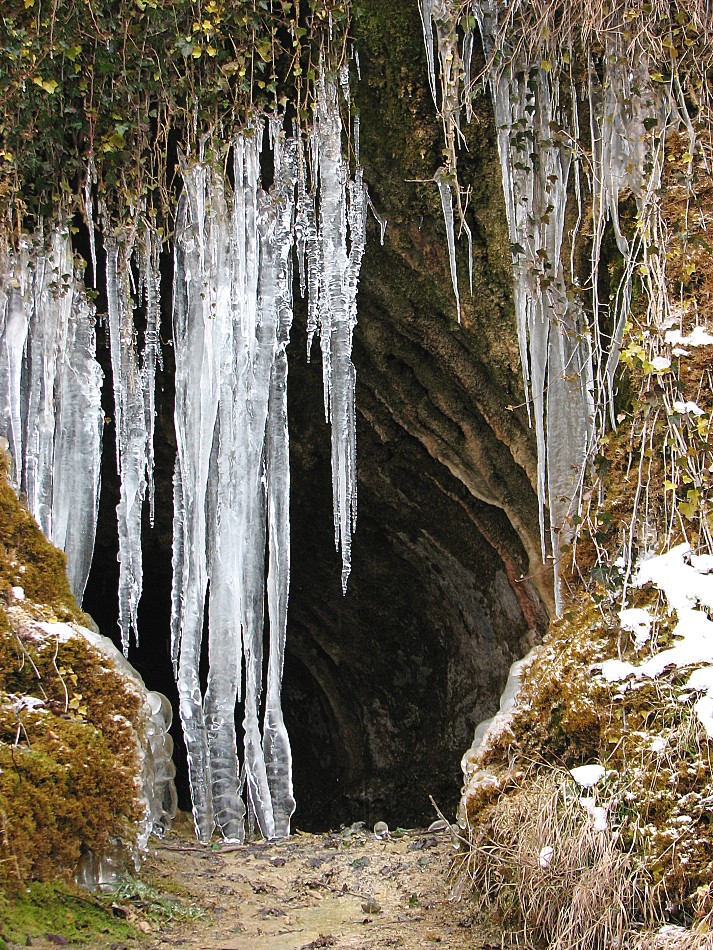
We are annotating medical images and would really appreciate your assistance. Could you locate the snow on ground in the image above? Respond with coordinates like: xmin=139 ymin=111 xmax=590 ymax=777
xmin=597 ymin=543 xmax=713 ymax=737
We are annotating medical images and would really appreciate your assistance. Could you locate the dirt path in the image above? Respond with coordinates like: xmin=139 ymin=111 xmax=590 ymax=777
xmin=142 ymin=816 xmax=505 ymax=950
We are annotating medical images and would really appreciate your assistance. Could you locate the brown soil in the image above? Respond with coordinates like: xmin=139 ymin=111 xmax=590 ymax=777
xmin=140 ymin=815 xmax=506 ymax=950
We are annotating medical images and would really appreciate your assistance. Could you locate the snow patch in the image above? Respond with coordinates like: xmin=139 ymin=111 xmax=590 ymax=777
xmin=619 ymin=607 xmax=653 ymax=647
xmin=597 ymin=545 xmax=713 ymax=738
xmin=570 ymin=764 xmax=606 ymax=788
xmin=665 ymin=326 xmax=713 ymax=348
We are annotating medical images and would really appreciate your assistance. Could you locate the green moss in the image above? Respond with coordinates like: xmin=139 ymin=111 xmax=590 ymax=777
xmin=0 ymin=881 xmax=139 ymax=947
xmin=0 ymin=473 xmax=144 ymax=889
xmin=0 ymin=705 xmax=140 ymax=887
xmin=0 ymin=476 xmax=82 ymax=621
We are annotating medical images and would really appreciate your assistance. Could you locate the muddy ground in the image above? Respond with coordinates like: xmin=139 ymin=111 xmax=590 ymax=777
xmin=139 ymin=814 xmax=507 ymax=950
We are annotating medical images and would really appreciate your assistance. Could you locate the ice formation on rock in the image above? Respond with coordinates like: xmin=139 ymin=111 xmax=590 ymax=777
xmin=459 ymin=645 xmax=540 ymax=825
xmin=422 ymin=0 xmax=666 ymax=609
xmin=472 ymin=1 xmax=595 ymax=610
xmin=105 ymin=222 xmax=161 ymax=653
xmin=59 ymin=619 xmax=177 ymax=888
xmin=171 ymin=70 xmax=367 ymax=841
xmin=0 ymin=228 xmax=103 ymax=603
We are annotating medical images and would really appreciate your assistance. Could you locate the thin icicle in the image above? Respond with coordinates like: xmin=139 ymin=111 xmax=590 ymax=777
xmin=419 ymin=0 xmax=439 ymax=108
xmin=139 ymin=225 xmax=162 ymax=527
xmin=84 ymin=155 xmax=98 ymax=287
xmin=310 ymin=72 xmax=366 ymax=593
xmin=435 ymin=169 xmax=461 ymax=321
xmin=105 ymin=234 xmax=149 ymax=653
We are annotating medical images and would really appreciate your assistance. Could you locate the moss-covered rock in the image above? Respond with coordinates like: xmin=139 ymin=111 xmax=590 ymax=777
xmin=0 ymin=472 xmax=149 ymax=890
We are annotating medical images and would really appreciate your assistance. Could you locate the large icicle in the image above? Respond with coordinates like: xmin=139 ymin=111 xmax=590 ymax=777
xmin=262 ymin=124 xmax=298 ymax=838
xmin=172 ymin=161 xmax=226 ymax=842
xmin=172 ymin=127 xmax=299 ymax=842
xmin=0 ymin=228 xmax=103 ymax=603
xmin=311 ymin=72 xmax=367 ymax=594
xmin=172 ymin=71 xmax=366 ymax=841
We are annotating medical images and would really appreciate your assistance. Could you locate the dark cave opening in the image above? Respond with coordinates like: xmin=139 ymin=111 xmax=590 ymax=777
xmin=81 ymin=295 xmax=545 ymax=833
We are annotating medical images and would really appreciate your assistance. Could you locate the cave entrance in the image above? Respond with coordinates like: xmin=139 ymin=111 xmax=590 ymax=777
xmin=81 ymin=291 xmax=544 ymax=833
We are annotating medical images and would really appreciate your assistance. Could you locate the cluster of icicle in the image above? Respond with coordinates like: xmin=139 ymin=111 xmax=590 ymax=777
xmin=420 ymin=0 xmax=667 ymax=609
xmin=103 ymin=220 xmax=162 ymax=654
xmin=171 ymin=70 xmax=368 ymax=842
xmin=0 ymin=227 xmax=103 ymax=604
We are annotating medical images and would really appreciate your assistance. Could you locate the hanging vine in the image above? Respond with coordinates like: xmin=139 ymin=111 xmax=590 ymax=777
xmin=0 ymin=0 xmax=354 ymax=236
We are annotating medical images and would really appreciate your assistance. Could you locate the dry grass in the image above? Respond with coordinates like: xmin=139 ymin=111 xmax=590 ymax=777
xmin=460 ymin=769 xmax=650 ymax=950
xmin=635 ymin=926 xmax=713 ymax=949
xmin=472 ymin=0 xmax=713 ymax=84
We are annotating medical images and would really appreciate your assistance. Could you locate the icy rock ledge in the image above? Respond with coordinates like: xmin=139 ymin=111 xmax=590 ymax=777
xmin=458 ymin=646 xmax=540 ymax=827
xmin=23 ymin=616 xmax=177 ymax=889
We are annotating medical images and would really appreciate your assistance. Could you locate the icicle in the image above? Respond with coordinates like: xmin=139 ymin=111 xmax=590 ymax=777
xmin=262 ymin=130 xmax=298 ymax=837
xmin=196 ymin=138 xmax=251 ymax=843
xmin=51 ymin=287 xmax=104 ymax=603
xmin=170 ymin=459 xmax=184 ymax=677
xmin=311 ymin=72 xmax=366 ymax=593
xmin=420 ymin=0 xmax=469 ymax=318
xmin=233 ymin=127 xmax=276 ymax=842
xmin=171 ymin=160 xmax=225 ymax=842
xmin=419 ymin=0 xmax=439 ymax=108
xmin=435 ymin=169 xmax=461 ymax=322
xmin=105 ymin=231 xmax=149 ymax=653
xmin=84 ymin=155 xmax=98 ymax=287
xmin=463 ymin=29 xmax=474 ymax=123
xmin=367 ymin=193 xmax=387 ymax=245
xmin=24 ymin=229 xmax=72 ymax=539
xmin=138 ymin=225 xmax=161 ymax=527
xmin=0 ymin=241 xmax=30 ymax=483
